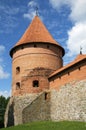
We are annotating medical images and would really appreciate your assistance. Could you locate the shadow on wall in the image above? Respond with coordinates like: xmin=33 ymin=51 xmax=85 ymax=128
xmin=7 ymin=102 xmax=14 ymax=127
xmin=22 ymin=92 xmax=51 ymax=123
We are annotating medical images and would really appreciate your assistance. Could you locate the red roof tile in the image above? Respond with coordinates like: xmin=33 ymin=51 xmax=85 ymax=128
xmin=15 ymin=16 xmax=62 ymax=47
xmin=10 ymin=15 xmax=65 ymax=57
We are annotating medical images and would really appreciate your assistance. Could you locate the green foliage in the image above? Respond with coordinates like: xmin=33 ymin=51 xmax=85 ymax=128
xmin=1 ymin=121 xmax=86 ymax=130
xmin=0 ymin=96 xmax=10 ymax=128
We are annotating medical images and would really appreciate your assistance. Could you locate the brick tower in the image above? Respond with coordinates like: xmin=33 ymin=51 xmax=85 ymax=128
xmin=10 ymin=15 xmax=65 ymax=96
xmin=5 ymin=15 xmax=86 ymax=127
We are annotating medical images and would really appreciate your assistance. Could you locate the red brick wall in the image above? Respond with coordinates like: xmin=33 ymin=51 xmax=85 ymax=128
xmin=12 ymin=43 xmax=63 ymax=96
xmin=49 ymin=60 xmax=86 ymax=90
xmin=13 ymin=68 xmax=50 ymax=96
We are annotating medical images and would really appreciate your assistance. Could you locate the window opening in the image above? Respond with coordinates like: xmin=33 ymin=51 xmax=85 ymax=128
xmin=16 ymin=82 xmax=20 ymax=89
xmin=33 ymin=80 xmax=39 ymax=87
xmin=68 ymin=72 xmax=70 ymax=75
xmin=79 ymin=67 xmax=81 ymax=70
xmin=47 ymin=45 xmax=49 ymax=48
xmin=16 ymin=67 xmax=20 ymax=74
xmin=45 ymin=92 xmax=50 ymax=100
xmin=21 ymin=46 xmax=24 ymax=49
xmin=45 ymin=93 xmax=48 ymax=100
xmin=34 ymin=45 xmax=37 ymax=47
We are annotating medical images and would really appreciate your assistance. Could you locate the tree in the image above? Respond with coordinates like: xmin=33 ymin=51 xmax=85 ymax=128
xmin=0 ymin=96 xmax=10 ymax=128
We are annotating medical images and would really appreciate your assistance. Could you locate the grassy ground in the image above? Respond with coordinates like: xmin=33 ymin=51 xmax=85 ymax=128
xmin=1 ymin=121 xmax=86 ymax=130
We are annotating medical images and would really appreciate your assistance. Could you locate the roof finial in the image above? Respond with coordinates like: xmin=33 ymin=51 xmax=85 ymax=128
xmin=80 ymin=46 xmax=82 ymax=55
xmin=35 ymin=6 xmax=38 ymax=16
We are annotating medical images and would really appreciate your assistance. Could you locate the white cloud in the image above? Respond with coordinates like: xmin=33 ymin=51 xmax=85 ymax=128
xmin=24 ymin=9 xmax=36 ymax=20
xmin=0 ymin=90 xmax=11 ymax=98
xmin=49 ymin=0 xmax=71 ymax=10
xmin=66 ymin=22 xmax=86 ymax=56
xmin=0 ymin=5 xmax=19 ymax=15
xmin=28 ymin=1 xmax=37 ymax=7
xmin=0 ymin=45 xmax=5 ymax=54
xmin=0 ymin=45 xmax=5 ymax=63
xmin=0 ymin=66 xmax=10 ymax=79
xmin=49 ymin=0 xmax=86 ymax=57
xmin=49 ymin=0 xmax=86 ymax=22
xmin=69 ymin=0 xmax=86 ymax=23
xmin=0 ymin=4 xmax=25 ymax=34
xmin=23 ymin=1 xmax=38 ymax=20
xmin=0 ymin=45 xmax=10 ymax=79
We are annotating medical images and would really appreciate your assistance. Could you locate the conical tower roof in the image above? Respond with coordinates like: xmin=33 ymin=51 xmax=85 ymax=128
xmin=16 ymin=16 xmax=60 ymax=46
xmin=10 ymin=15 xmax=65 ymax=57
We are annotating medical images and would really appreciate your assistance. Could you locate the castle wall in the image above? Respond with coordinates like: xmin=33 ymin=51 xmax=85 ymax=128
xmin=50 ymin=80 xmax=86 ymax=121
xmin=22 ymin=92 xmax=50 ymax=123
xmin=5 ymin=92 xmax=51 ymax=127
xmin=4 ymin=97 xmax=14 ymax=127
xmin=5 ymin=79 xmax=86 ymax=127
xmin=13 ymin=94 xmax=40 ymax=125
xmin=49 ymin=59 xmax=86 ymax=90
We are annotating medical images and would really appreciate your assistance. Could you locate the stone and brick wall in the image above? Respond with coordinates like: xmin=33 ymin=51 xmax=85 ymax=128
xmin=5 ymin=92 xmax=51 ymax=127
xmin=22 ymin=92 xmax=50 ymax=123
xmin=5 ymin=79 xmax=86 ymax=127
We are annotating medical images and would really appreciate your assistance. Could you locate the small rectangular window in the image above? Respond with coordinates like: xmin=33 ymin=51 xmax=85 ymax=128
xmin=33 ymin=80 xmax=39 ymax=87
xmin=16 ymin=67 xmax=20 ymax=74
xmin=16 ymin=82 xmax=20 ymax=89
xmin=34 ymin=45 xmax=37 ymax=47
xmin=47 ymin=45 xmax=49 ymax=48
xmin=45 ymin=92 xmax=50 ymax=100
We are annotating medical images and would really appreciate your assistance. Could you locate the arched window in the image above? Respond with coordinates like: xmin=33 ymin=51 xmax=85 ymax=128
xmin=33 ymin=80 xmax=39 ymax=87
xmin=16 ymin=66 xmax=20 ymax=74
xmin=16 ymin=82 xmax=20 ymax=89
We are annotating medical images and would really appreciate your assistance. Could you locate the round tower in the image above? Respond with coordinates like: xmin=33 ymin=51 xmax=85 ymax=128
xmin=10 ymin=16 xmax=65 ymax=96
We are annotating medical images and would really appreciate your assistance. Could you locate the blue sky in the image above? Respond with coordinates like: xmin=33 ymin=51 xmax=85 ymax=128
xmin=0 ymin=0 xmax=86 ymax=97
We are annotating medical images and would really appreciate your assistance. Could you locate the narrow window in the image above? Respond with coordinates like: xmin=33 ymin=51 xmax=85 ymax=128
xmin=21 ymin=46 xmax=24 ymax=49
xmin=45 ymin=93 xmax=48 ymax=100
xmin=33 ymin=80 xmax=39 ymax=87
xmin=68 ymin=72 xmax=70 ymax=75
xmin=16 ymin=67 xmax=20 ymax=74
xmin=78 ymin=67 xmax=81 ymax=70
xmin=45 ymin=92 xmax=50 ymax=100
xmin=16 ymin=82 xmax=20 ymax=89
xmin=59 ymin=76 xmax=61 ymax=79
xmin=47 ymin=45 xmax=49 ymax=48
xmin=34 ymin=45 xmax=37 ymax=47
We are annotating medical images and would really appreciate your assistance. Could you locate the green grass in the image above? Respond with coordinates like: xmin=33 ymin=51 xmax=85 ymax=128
xmin=1 ymin=121 xmax=86 ymax=130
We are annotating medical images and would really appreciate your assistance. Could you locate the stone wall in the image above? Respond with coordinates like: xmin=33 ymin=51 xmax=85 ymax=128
xmin=5 ymin=93 xmax=39 ymax=127
xmin=22 ymin=92 xmax=51 ymax=123
xmin=13 ymin=93 xmax=41 ymax=125
xmin=5 ymin=80 xmax=86 ymax=127
xmin=4 ymin=97 xmax=14 ymax=127
xmin=5 ymin=92 xmax=50 ymax=127
xmin=50 ymin=80 xmax=86 ymax=121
